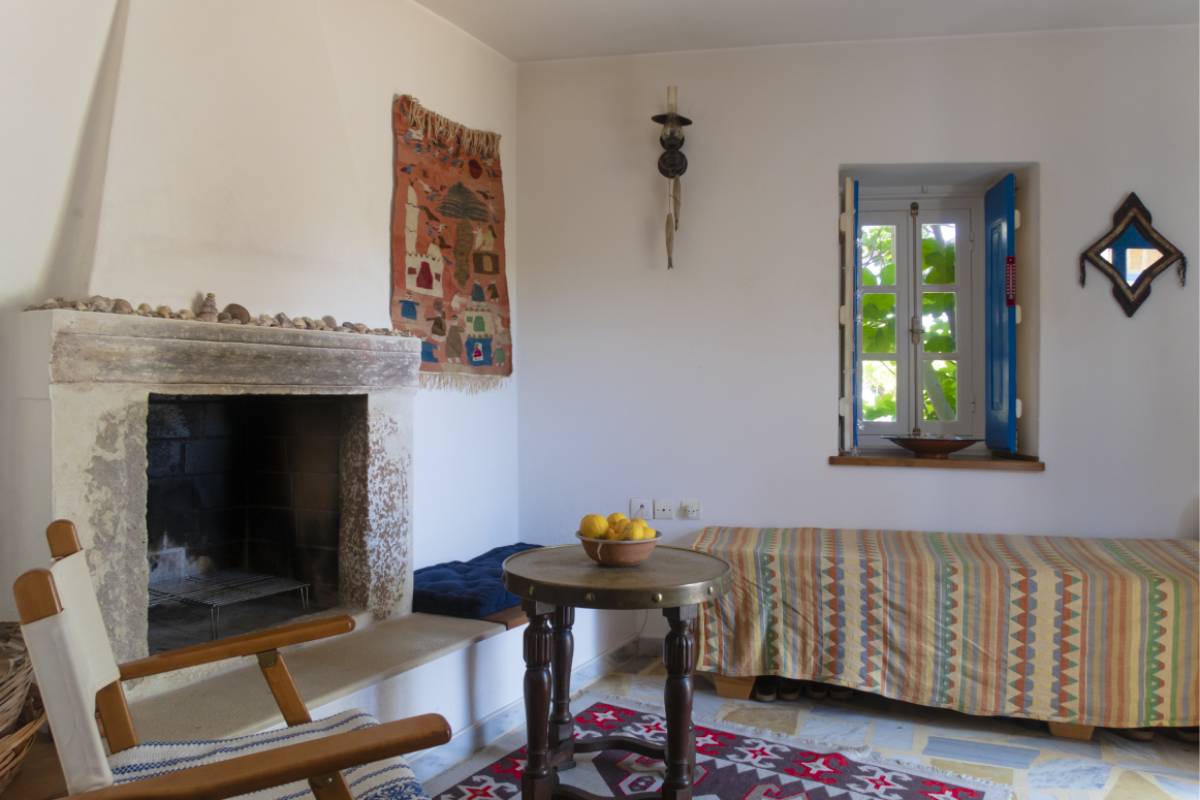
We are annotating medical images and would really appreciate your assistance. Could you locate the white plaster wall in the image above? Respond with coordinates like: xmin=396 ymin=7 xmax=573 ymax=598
xmin=516 ymin=27 xmax=1199 ymax=544
xmin=1 ymin=0 xmax=521 ymax=619
xmin=88 ymin=0 xmax=521 ymax=572
xmin=0 ymin=0 xmax=119 ymax=619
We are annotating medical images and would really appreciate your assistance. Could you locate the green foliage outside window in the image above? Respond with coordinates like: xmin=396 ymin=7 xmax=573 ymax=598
xmin=862 ymin=360 xmax=897 ymax=422
xmin=921 ymin=225 xmax=956 ymax=284
xmin=858 ymin=225 xmax=959 ymax=423
xmin=861 ymin=225 xmax=896 ymax=286
xmin=861 ymin=295 xmax=896 ymax=354
xmin=922 ymin=360 xmax=958 ymax=421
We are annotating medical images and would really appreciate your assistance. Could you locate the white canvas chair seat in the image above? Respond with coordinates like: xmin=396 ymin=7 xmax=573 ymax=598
xmin=107 ymin=709 xmax=430 ymax=800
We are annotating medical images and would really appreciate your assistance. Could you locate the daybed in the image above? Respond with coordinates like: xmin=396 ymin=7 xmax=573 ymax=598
xmin=692 ymin=526 xmax=1198 ymax=738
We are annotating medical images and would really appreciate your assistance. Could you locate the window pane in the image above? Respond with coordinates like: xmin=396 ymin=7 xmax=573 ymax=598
xmin=921 ymin=292 xmax=956 ymax=353
xmin=921 ymin=223 xmax=956 ymax=284
xmin=922 ymin=359 xmax=957 ymax=421
xmin=860 ymin=225 xmax=897 ymax=287
xmin=862 ymin=360 xmax=897 ymax=422
xmin=860 ymin=294 xmax=896 ymax=354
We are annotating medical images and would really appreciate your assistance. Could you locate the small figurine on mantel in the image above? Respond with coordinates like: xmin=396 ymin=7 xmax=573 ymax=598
xmin=197 ymin=293 xmax=219 ymax=322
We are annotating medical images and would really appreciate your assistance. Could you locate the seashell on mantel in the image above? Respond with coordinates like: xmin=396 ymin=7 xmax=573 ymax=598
xmin=222 ymin=303 xmax=251 ymax=324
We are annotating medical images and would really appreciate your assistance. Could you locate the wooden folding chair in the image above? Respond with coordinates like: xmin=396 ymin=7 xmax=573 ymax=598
xmin=13 ymin=520 xmax=450 ymax=799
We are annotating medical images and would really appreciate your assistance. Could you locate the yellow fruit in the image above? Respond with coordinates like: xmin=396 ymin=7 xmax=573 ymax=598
xmin=579 ymin=514 xmax=608 ymax=539
xmin=641 ymin=527 xmax=657 ymax=540
xmin=607 ymin=512 xmax=629 ymax=528
xmin=623 ymin=519 xmax=648 ymax=541
xmin=609 ymin=519 xmax=630 ymax=539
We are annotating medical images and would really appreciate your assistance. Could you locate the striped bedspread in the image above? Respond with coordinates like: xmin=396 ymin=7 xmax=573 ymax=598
xmin=693 ymin=527 xmax=1199 ymax=728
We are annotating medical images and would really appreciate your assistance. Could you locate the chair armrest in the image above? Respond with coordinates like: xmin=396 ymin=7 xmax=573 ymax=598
xmin=63 ymin=712 xmax=451 ymax=800
xmin=119 ymin=615 xmax=355 ymax=680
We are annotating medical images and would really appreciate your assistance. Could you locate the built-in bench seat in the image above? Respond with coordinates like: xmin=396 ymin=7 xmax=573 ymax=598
xmin=692 ymin=526 xmax=1198 ymax=738
xmin=413 ymin=543 xmax=540 ymax=629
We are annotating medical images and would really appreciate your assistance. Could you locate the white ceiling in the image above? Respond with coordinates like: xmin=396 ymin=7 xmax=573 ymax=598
xmin=413 ymin=0 xmax=1197 ymax=62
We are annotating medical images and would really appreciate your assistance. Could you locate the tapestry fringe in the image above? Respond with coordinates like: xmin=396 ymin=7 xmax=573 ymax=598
xmin=396 ymin=94 xmax=501 ymax=160
xmin=420 ymin=372 xmax=507 ymax=394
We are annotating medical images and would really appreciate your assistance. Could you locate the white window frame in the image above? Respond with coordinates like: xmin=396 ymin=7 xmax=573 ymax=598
xmin=857 ymin=209 xmax=912 ymax=438
xmin=854 ymin=190 xmax=985 ymax=449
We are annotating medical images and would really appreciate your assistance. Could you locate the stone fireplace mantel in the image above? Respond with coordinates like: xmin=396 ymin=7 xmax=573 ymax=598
xmin=17 ymin=310 xmax=421 ymax=663
xmin=48 ymin=311 xmax=421 ymax=388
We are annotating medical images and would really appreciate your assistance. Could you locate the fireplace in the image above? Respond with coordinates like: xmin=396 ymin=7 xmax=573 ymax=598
xmin=145 ymin=394 xmax=361 ymax=652
xmin=17 ymin=309 xmax=421 ymax=672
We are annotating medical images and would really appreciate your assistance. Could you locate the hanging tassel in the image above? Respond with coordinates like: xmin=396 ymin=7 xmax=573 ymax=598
xmin=672 ymin=178 xmax=681 ymax=230
xmin=665 ymin=212 xmax=675 ymax=269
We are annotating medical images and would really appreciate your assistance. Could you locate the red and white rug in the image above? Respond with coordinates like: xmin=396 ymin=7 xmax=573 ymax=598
xmin=430 ymin=700 xmax=1010 ymax=800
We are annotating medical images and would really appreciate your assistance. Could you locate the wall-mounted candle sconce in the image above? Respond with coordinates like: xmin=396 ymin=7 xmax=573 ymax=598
xmin=652 ymin=85 xmax=691 ymax=269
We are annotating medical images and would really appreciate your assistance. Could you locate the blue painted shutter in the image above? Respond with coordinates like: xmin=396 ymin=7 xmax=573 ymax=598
xmin=984 ymin=174 xmax=1017 ymax=452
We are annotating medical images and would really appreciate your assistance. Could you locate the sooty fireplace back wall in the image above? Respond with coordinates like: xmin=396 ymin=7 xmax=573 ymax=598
xmin=146 ymin=394 xmax=359 ymax=614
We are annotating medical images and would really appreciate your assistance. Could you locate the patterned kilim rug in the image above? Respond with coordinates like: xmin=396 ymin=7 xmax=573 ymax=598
xmin=430 ymin=700 xmax=1010 ymax=800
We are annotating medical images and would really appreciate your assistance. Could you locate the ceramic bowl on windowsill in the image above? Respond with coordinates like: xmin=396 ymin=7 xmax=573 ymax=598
xmin=887 ymin=435 xmax=980 ymax=459
xmin=576 ymin=531 xmax=660 ymax=567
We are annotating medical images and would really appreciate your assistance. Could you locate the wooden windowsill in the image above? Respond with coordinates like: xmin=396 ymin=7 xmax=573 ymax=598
xmin=829 ymin=453 xmax=1045 ymax=472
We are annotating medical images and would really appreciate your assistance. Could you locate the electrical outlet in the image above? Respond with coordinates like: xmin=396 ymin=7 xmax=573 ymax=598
xmin=653 ymin=499 xmax=675 ymax=520
xmin=680 ymin=499 xmax=701 ymax=520
xmin=629 ymin=498 xmax=651 ymax=520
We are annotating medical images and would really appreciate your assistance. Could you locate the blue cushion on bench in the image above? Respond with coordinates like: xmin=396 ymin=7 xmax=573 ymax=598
xmin=412 ymin=543 xmax=540 ymax=619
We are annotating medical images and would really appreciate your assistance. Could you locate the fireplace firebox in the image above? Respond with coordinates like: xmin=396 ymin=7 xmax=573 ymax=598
xmin=145 ymin=394 xmax=361 ymax=651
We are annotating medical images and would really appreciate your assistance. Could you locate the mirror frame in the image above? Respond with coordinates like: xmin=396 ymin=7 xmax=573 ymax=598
xmin=1080 ymin=192 xmax=1186 ymax=317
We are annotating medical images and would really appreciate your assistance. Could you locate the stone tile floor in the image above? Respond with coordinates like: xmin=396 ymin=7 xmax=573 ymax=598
xmin=423 ymin=648 xmax=1199 ymax=800
xmin=6 ymin=644 xmax=1197 ymax=799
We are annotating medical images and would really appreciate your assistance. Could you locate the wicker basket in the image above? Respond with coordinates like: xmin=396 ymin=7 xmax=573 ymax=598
xmin=0 ymin=623 xmax=33 ymax=735
xmin=0 ymin=623 xmax=40 ymax=795
xmin=0 ymin=689 xmax=45 ymax=794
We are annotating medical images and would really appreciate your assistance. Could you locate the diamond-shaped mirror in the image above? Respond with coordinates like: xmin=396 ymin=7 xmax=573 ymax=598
xmin=1081 ymin=193 xmax=1186 ymax=317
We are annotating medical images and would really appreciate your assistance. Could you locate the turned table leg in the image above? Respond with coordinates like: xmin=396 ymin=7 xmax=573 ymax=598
xmin=662 ymin=605 xmax=697 ymax=800
xmin=522 ymin=601 xmax=555 ymax=800
xmin=551 ymin=605 xmax=576 ymax=768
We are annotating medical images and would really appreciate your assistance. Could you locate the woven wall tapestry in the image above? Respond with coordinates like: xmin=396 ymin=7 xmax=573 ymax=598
xmin=390 ymin=95 xmax=510 ymax=389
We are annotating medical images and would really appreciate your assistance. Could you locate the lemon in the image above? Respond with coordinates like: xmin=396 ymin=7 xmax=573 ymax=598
xmin=607 ymin=512 xmax=629 ymax=528
xmin=623 ymin=519 xmax=648 ymax=541
xmin=609 ymin=519 xmax=630 ymax=540
xmin=579 ymin=514 xmax=608 ymax=539
xmin=641 ymin=527 xmax=657 ymax=541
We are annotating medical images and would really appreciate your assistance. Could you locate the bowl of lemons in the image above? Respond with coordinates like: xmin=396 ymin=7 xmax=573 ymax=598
xmin=577 ymin=512 xmax=660 ymax=566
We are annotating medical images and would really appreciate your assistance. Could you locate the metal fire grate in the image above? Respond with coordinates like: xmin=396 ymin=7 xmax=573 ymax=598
xmin=148 ymin=570 xmax=310 ymax=640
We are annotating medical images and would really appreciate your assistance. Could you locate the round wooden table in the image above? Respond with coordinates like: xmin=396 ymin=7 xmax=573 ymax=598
xmin=502 ymin=544 xmax=731 ymax=800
